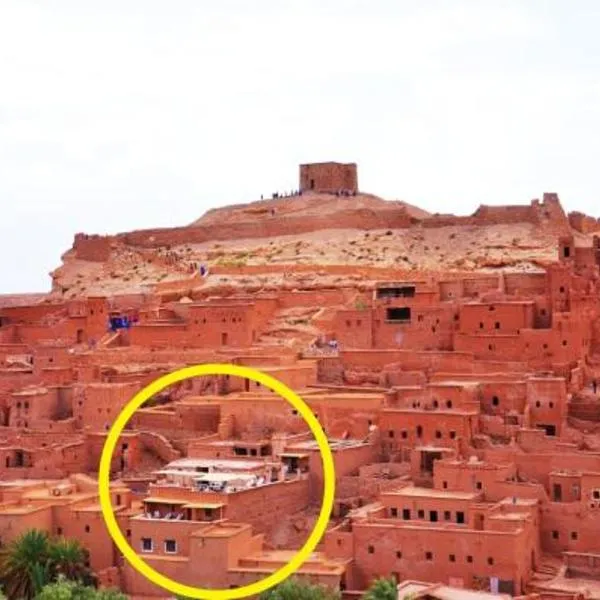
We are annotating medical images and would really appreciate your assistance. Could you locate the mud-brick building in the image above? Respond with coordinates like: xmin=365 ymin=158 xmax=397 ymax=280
xmin=325 ymin=484 xmax=539 ymax=596
xmin=299 ymin=162 xmax=358 ymax=194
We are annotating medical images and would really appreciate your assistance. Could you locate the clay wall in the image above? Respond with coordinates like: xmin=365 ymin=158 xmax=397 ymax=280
xmin=438 ymin=280 xmax=464 ymax=301
xmin=186 ymin=304 xmax=258 ymax=347
xmin=459 ymin=302 xmax=535 ymax=335
xmin=432 ymin=460 xmax=516 ymax=495
xmin=541 ymin=501 xmax=600 ymax=555
xmin=381 ymin=409 xmax=476 ymax=453
xmin=118 ymin=208 xmax=415 ymax=248
xmin=462 ymin=277 xmax=501 ymax=297
xmin=340 ymin=349 xmax=476 ymax=372
xmin=277 ymin=288 xmax=351 ymax=309
xmin=86 ymin=297 xmax=110 ymax=340
xmin=0 ymin=326 xmax=18 ymax=344
xmin=335 ymin=310 xmax=373 ymax=348
xmin=73 ymin=382 xmax=141 ymax=431
xmin=574 ymin=247 xmax=598 ymax=270
xmin=138 ymin=431 xmax=181 ymax=462
xmin=8 ymin=388 xmax=60 ymax=428
xmin=220 ymin=396 xmax=310 ymax=438
xmin=569 ymin=212 xmax=600 ymax=234
xmin=0 ymin=303 xmax=65 ymax=324
xmin=379 ymin=491 xmax=478 ymax=526
xmin=526 ymin=378 xmax=567 ymax=437
xmin=127 ymin=324 xmax=189 ymax=348
xmin=478 ymin=381 xmax=527 ymax=416
xmin=0 ymin=506 xmax=53 ymax=544
xmin=310 ymin=397 xmax=383 ymax=439
xmin=309 ymin=443 xmax=377 ymax=490
xmin=503 ymin=273 xmax=548 ymax=296
xmin=349 ymin=520 xmax=534 ymax=593
xmin=145 ymin=477 xmax=309 ymax=534
xmin=73 ymin=233 xmax=111 ymax=261
xmin=130 ymin=408 xmax=183 ymax=432
xmin=371 ymin=304 xmax=455 ymax=351
xmin=86 ymin=432 xmax=140 ymax=472
xmin=299 ymin=162 xmax=358 ymax=193
xmin=564 ymin=551 xmax=600 ymax=579
xmin=0 ymin=370 xmax=37 ymax=394
xmin=473 ymin=204 xmax=538 ymax=225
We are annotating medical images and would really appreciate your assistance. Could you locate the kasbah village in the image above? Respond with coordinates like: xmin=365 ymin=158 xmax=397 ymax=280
xmin=1 ymin=161 xmax=600 ymax=600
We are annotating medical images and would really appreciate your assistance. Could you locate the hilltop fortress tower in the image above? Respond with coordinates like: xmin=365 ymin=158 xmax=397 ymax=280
xmin=299 ymin=161 xmax=358 ymax=194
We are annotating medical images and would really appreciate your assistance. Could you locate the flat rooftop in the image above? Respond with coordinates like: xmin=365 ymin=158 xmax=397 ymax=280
xmin=397 ymin=580 xmax=514 ymax=600
xmin=287 ymin=438 xmax=368 ymax=451
xmin=164 ymin=458 xmax=267 ymax=470
xmin=383 ymin=486 xmax=479 ymax=501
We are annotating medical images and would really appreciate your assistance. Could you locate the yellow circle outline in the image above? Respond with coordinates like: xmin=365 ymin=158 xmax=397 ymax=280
xmin=98 ymin=363 xmax=336 ymax=599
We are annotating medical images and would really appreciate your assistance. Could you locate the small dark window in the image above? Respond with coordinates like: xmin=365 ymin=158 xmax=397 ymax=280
xmin=593 ymin=490 xmax=600 ymax=499
xmin=396 ymin=550 xmax=402 ymax=559
xmin=492 ymin=396 xmax=499 ymax=406
xmin=488 ymin=557 xmax=494 ymax=565
xmin=571 ymin=531 xmax=578 ymax=540
xmin=429 ymin=510 xmax=438 ymax=522
xmin=449 ymin=554 xmax=456 ymax=562
xmin=388 ymin=430 xmax=395 ymax=438
xmin=560 ymin=286 xmax=565 ymax=293
xmin=84 ymin=525 xmax=90 ymax=533
xmin=467 ymin=555 xmax=473 ymax=563
xmin=495 ymin=322 xmax=500 ymax=329
xmin=126 ymin=529 xmax=131 ymax=538
xmin=449 ymin=431 xmax=456 ymax=439
xmin=401 ymin=430 xmax=408 ymax=439
xmin=435 ymin=430 xmax=442 ymax=439
xmin=446 ymin=400 xmax=452 ymax=408
xmin=563 ymin=246 xmax=571 ymax=258
xmin=552 ymin=530 xmax=559 ymax=539
xmin=418 ymin=509 xmax=425 ymax=519
xmin=387 ymin=307 xmax=411 ymax=322
xmin=444 ymin=510 xmax=451 ymax=521
xmin=57 ymin=528 xmax=63 ymax=535
xmin=402 ymin=509 xmax=410 ymax=520
xmin=442 ymin=481 xmax=448 ymax=489
xmin=476 ymin=482 xmax=482 ymax=490
xmin=432 ymin=400 xmax=439 ymax=408
xmin=165 ymin=539 xmax=177 ymax=554
xmin=536 ymin=401 xmax=541 ymax=408
xmin=425 ymin=551 xmax=433 ymax=561
xmin=479 ymin=322 xmax=484 ymax=329
xmin=390 ymin=508 xmax=398 ymax=517
xmin=368 ymin=545 xmax=374 ymax=554
xmin=416 ymin=425 xmax=423 ymax=438
xmin=142 ymin=538 xmax=153 ymax=552
xmin=549 ymin=402 xmax=554 ymax=408
xmin=456 ymin=512 xmax=465 ymax=524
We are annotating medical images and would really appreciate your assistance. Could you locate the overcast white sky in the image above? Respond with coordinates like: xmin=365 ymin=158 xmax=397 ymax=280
xmin=1 ymin=1 xmax=600 ymax=293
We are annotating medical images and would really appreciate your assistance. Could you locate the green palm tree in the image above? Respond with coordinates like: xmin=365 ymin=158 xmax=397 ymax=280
xmin=259 ymin=578 xmax=341 ymax=600
xmin=37 ymin=576 xmax=127 ymax=599
xmin=0 ymin=529 xmax=52 ymax=599
xmin=363 ymin=577 xmax=397 ymax=600
xmin=47 ymin=538 xmax=95 ymax=586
